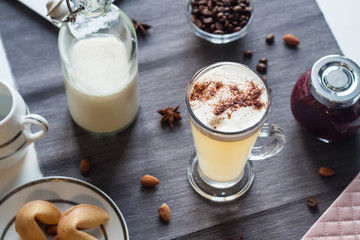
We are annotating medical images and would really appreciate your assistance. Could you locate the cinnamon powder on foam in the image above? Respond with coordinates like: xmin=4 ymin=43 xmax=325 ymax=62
xmin=189 ymin=67 xmax=267 ymax=131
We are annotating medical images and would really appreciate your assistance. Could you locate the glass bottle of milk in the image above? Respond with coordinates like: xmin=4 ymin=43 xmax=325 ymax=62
xmin=58 ymin=0 xmax=138 ymax=135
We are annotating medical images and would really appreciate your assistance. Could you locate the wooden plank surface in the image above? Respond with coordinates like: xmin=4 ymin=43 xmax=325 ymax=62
xmin=1 ymin=0 xmax=360 ymax=239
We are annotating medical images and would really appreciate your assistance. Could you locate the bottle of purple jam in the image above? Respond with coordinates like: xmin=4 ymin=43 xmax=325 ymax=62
xmin=291 ymin=55 xmax=360 ymax=143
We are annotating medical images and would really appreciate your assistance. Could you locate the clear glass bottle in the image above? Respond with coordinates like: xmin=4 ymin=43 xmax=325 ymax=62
xmin=58 ymin=0 xmax=138 ymax=135
xmin=291 ymin=55 xmax=360 ymax=142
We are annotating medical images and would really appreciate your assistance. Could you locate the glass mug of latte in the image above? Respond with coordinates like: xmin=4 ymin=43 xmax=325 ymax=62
xmin=185 ymin=62 xmax=285 ymax=202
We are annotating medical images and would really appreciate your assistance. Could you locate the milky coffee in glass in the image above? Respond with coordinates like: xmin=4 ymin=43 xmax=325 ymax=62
xmin=186 ymin=62 xmax=285 ymax=201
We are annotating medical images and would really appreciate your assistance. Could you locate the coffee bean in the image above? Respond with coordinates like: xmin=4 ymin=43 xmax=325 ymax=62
xmin=201 ymin=8 xmax=213 ymax=17
xmin=233 ymin=26 xmax=241 ymax=32
xmin=262 ymin=75 xmax=267 ymax=82
xmin=245 ymin=6 xmax=253 ymax=12
xmin=256 ymin=63 xmax=267 ymax=73
xmin=198 ymin=5 xmax=206 ymax=12
xmin=195 ymin=19 xmax=203 ymax=28
xmin=239 ymin=20 xmax=247 ymax=27
xmin=233 ymin=5 xmax=242 ymax=12
xmin=189 ymin=0 xmax=252 ymax=35
xmin=230 ymin=0 xmax=237 ymax=5
xmin=233 ymin=12 xmax=240 ymax=19
xmin=223 ymin=7 xmax=231 ymax=12
xmin=240 ymin=15 xmax=247 ymax=20
xmin=266 ymin=33 xmax=274 ymax=44
xmin=216 ymin=12 xmax=224 ymax=19
xmin=203 ymin=17 xmax=214 ymax=24
xmin=259 ymin=57 xmax=268 ymax=65
xmin=192 ymin=8 xmax=200 ymax=16
xmin=213 ymin=29 xmax=225 ymax=34
xmin=307 ymin=197 xmax=318 ymax=208
xmin=215 ymin=22 xmax=223 ymax=30
xmin=227 ymin=14 xmax=234 ymax=21
xmin=223 ymin=0 xmax=231 ymax=6
xmin=243 ymin=50 xmax=253 ymax=58
xmin=224 ymin=11 xmax=231 ymax=16
xmin=218 ymin=16 xmax=226 ymax=23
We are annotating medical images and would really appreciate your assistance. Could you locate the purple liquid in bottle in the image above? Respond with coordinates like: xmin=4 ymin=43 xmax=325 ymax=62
xmin=290 ymin=55 xmax=360 ymax=143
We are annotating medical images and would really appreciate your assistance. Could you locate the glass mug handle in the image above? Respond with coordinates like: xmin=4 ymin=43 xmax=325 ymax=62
xmin=249 ymin=123 xmax=286 ymax=160
xmin=20 ymin=114 xmax=49 ymax=144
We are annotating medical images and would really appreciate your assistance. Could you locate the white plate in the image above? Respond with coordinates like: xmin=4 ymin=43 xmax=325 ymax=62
xmin=0 ymin=177 xmax=129 ymax=240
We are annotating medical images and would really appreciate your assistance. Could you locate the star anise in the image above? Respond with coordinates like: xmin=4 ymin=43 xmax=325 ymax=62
xmin=157 ymin=106 xmax=181 ymax=128
xmin=229 ymin=234 xmax=244 ymax=240
xmin=132 ymin=19 xmax=152 ymax=35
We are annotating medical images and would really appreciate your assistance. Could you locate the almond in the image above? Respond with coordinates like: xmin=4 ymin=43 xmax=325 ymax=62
xmin=140 ymin=175 xmax=159 ymax=187
xmin=158 ymin=203 xmax=171 ymax=222
xmin=283 ymin=34 xmax=299 ymax=47
xmin=80 ymin=158 xmax=90 ymax=176
xmin=318 ymin=166 xmax=335 ymax=177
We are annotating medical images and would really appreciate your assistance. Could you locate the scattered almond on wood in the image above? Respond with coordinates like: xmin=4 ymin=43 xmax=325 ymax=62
xmin=318 ymin=166 xmax=335 ymax=177
xmin=158 ymin=203 xmax=171 ymax=222
xmin=283 ymin=34 xmax=300 ymax=47
xmin=141 ymin=175 xmax=159 ymax=187
xmin=80 ymin=158 xmax=91 ymax=176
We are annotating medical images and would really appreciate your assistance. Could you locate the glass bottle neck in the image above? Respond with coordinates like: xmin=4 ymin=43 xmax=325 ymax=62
xmin=75 ymin=0 xmax=111 ymax=17
xmin=67 ymin=0 xmax=116 ymax=39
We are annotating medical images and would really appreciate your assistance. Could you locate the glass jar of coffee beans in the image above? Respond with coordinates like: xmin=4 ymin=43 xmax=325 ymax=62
xmin=185 ymin=0 xmax=254 ymax=44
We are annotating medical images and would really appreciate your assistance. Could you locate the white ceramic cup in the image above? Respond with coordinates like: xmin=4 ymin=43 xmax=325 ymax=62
xmin=0 ymin=81 xmax=49 ymax=170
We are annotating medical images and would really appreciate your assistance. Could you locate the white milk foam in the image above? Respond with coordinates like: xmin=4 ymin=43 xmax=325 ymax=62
xmin=190 ymin=65 xmax=268 ymax=132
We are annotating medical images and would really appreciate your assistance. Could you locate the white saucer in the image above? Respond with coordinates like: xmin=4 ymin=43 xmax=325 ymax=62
xmin=0 ymin=176 xmax=129 ymax=240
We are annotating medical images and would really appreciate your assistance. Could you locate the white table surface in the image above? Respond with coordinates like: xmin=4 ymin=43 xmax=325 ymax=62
xmin=316 ymin=0 xmax=360 ymax=66
xmin=0 ymin=38 xmax=42 ymax=197
xmin=1 ymin=0 xmax=359 ymax=197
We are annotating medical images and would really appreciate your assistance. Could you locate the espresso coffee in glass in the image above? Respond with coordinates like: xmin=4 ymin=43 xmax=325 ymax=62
xmin=185 ymin=62 xmax=285 ymax=202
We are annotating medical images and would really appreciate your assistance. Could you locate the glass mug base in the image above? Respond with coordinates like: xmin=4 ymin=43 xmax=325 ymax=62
xmin=198 ymin=165 xmax=245 ymax=189
xmin=187 ymin=153 xmax=255 ymax=202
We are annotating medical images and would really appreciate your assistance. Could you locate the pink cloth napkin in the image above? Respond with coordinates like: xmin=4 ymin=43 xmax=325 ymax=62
xmin=302 ymin=173 xmax=360 ymax=240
